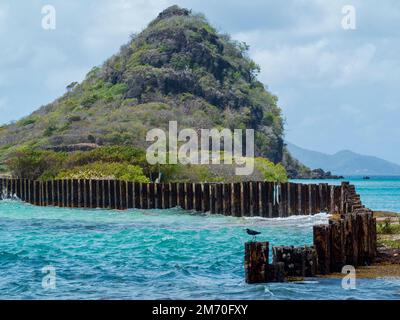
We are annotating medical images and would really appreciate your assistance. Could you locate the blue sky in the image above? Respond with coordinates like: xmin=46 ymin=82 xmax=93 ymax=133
xmin=0 ymin=0 xmax=399 ymax=163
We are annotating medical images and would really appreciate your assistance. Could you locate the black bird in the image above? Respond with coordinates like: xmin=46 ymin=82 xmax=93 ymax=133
xmin=246 ymin=228 xmax=261 ymax=242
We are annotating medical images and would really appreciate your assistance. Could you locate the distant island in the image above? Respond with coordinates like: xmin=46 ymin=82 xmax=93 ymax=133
xmin=287 ymin=142 xmax=400 ymax=176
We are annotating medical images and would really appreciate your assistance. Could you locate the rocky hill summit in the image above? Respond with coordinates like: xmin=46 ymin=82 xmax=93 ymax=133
xmin=0 ymin=5 xmax=284 ymax=164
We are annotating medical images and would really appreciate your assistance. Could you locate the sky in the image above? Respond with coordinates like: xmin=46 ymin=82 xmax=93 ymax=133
xmin=0 ymin=0 xmax=399 ymax=164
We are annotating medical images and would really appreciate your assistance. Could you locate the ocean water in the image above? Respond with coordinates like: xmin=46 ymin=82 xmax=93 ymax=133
xmin=291 ymin=176 xmax=400 ymax=213
xmin=1 ymin=197 xmax=400 ymax=300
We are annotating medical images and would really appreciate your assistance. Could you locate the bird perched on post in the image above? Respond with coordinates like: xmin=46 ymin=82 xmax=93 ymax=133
xmin=246 ymin=228 xmax=261 ymax=242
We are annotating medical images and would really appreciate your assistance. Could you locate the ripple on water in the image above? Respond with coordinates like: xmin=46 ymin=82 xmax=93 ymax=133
xmin=0 ymin=200 xmax=398 ymax=300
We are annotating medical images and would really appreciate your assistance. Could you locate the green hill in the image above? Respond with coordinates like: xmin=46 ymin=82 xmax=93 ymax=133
xmin=0 ymin=5 xmax=290 ymax=182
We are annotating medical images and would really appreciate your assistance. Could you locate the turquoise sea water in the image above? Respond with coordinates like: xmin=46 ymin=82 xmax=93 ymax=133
xmin=0 ymin=176 xmax=400 ymax=300
xmin=291 ymin=176 xmax=400 ymax=213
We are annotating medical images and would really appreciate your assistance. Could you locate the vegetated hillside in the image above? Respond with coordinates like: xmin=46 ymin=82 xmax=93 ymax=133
xmin=287 ymin=142 xmax=400 ymax=176
xmin=0 ymin=6 xmax=284 ymax=163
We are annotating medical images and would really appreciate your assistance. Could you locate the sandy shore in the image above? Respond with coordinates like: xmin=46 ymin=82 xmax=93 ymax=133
xmin=319 ymin=247 xmax=400 ymax=279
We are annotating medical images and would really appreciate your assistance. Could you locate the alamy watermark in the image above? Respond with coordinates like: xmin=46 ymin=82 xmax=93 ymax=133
xmin=341 ymin=5 xmax=356 ymax=30
xmin=41 ymin=5 xmax=56 ymax=30
xmin=341 ymin=265 xmax=356 ymax=290
xmin=146 ymin=121 xmax=255 ymax=176
xmin=42 ymin=265 xmax=56 ymax=290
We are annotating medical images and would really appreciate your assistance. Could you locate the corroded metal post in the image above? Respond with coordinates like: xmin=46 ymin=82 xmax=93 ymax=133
xmin=223 ymin=183 xmax=231 ymax=215
xmin=194 ymin=183 xmax=202 ymax=212
xmin=147 ymin=182 xmax=155 ymax=209
xmin=245 ymin=242 xmax=269 ymax=284
xmin=210 ymin=184 xmax=216 ymax=214
xmin=202 ymin=183 xmax=210 ymax=213
xmin=186 ymin=183 xmax=193 ymax=210
xmin=260 ymin=182 xmax=268 ymax=218
xmin=170 ymin=183 xmax=177 ymax=208
xmin=273 ymin=246 xmax=317 ymax=277
xmin=127 ymin=181 xmax=133 ymax=209
xmin=177 ymin=183 xmax=185 ymax=209
xmin=329 ymin=220 xmax=346 ymax=272
xmin=156 ymin=183 xmax=162 ymax=209
xmin=313 ymin=224 xmax=331 ymax=275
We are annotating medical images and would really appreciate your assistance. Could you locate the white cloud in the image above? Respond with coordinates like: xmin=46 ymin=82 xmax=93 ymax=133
xmin=289 ymin=0 xmax=344 ymax=36
xmin=331 ymin=44 xmax=376 ymax=86
xmin=230 ymin=0 xmax=400 ymax=94
xmin=235 ymin=29 xmax=379 ymax=88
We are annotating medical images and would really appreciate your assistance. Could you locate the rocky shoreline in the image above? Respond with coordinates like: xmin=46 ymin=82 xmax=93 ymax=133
xmin=289 ymin=168 xmax=344 ymax=180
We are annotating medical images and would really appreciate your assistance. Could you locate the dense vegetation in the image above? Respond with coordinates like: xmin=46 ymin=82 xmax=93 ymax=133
xmin=56 ymin=162 xmax=150 ymax=182
xmin=5 ymin=146 xmax=287 ymax=182
xmin=0 ymin=6 xmax=301 ymax=182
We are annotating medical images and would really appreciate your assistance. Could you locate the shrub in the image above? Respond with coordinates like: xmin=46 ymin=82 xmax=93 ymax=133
xmin=17 ymin=117 xmax=37 ymax=127
xmin=81 ymin=94 xmax=98 ymax=108
xmin=44 ymin=124 xmax=58 ymax=137
xmin=6 ymin=147 xmax=67 ymax=180
xmin=160 ymin=163 xmax=219 ymax=183
xmin=170 ymin=53 xmax=192 ymax=70
xmin=64 ymin=146 xmax=147 ymax=168
xmin=377 ymin=219 xmax=400 ymax=235
xmin=5 ymin=146 xmax=150 ymax=180
xmin=56 ymin=162 xmax=150 ymax=182
xmin=67 ymin=115 xmax=82 ymax=122
xmin=255 ymin=158 xmax=288 ymax=183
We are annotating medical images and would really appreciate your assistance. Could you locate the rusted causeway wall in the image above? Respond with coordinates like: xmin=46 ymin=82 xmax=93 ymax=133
xmin=1 ymin=178 xmax=347 ymax=217
xmin=245 ymin=182 xmax=377 ymax=283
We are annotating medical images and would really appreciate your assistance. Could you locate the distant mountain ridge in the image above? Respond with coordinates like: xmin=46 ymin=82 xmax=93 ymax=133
xmin=287 ymin=142 xmax=400 ymax=176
